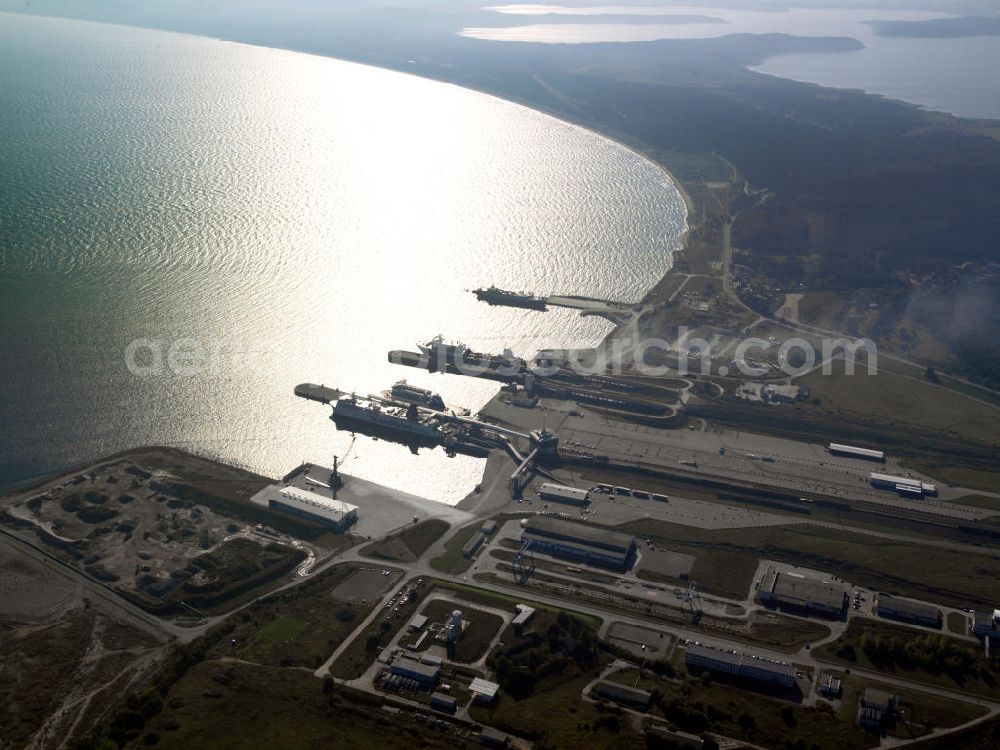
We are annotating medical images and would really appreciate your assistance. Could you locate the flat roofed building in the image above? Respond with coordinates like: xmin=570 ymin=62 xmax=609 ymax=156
xmin=463 ymin=532 xmax=486 ymax=558
xmin=521 ymin=516 xmax=637 ymax=571
xmin=408 ymin=614 xmax=428 ymax=632
xmin=820 ymin=674 xmax=842 ymax=698
xmin=686 ymin=644 xmax=796 ymax=688
xmin=876 ymin=596 xmax=941 ymax=628
xmin=829 ymin=443 xmax=885 ymax=461
xmin=538 ymin=482 xmax=591 ymax=506
xmin=266 ymin=486 xmax=358 ymax=530
xmin=869 ymin=472 xmax=936 ymax=497
xmin=430 ymin=692 xmax=457 ymax=713
xmin=759 ymin=566 xmax=846 ymax=619
xmin=469 ymin=677 xmax=500 ymax=704
xmin=857 ymin=688 xmax=898 ymax=728
xmin=479 ymin=727 xmax=509 ymax=748
xmin=594 ymin=681 xmax=652 ymax=708
xmin=973 ymin=610 xmax=1000 ymax=640
xmin=389 ymin=654 xmax=440 ymax=685
xmin=512 ymin=604 xmax=536 ymax=626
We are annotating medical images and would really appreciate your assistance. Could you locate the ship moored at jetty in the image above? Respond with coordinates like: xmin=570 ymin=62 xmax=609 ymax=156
xmin=384 ymin=379 xmax=471 ymax=415
xmin=473 ymin=286 xmax=547 ymax=311
xmin=331 ymin=394 xmax=444 ymax=448
xmin=416 ymin=335 xmax=527 ymax=373
xmin=418 ymin=335 xmax=469 ymax=361
xmin=386 ymin=380 xmax=446 ymax=411
xmin=298 ymin=385 xmax=511 ymax=459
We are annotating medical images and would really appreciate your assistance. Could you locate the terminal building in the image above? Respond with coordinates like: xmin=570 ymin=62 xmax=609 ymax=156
xmin=521 ymin=517 xmax=637 ymax=571
xmin=264 ymin=486 xmax=358 ymax=531
xmin=538 ymin=482 xmax=591 ymax=507
xmin=759 ymin=566 xmax=847 ymax=619
xmin=685 ymin=644 xmax=796 ymax=688
xmin=869 ymin=472 xmax=936 ymax=497
xmin=876 ymin=595 xmax=942 ymax=628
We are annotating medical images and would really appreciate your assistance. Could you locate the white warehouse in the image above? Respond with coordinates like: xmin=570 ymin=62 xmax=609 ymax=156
xmin=266 ymin=486 xmax=358 ymax=530
xmin=538 ymin=482 xmax=591 ymax=506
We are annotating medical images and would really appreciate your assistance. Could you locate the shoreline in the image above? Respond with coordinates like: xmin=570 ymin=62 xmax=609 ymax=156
xmin=1 ymin=10 xmax=697 ymax=274
xmin=0 ymin=12 xmax=699 ymax=504
xmin=0 ymin=445 xmax=276 ymax=501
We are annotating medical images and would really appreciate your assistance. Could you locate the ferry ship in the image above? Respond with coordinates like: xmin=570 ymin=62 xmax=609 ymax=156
xmin=418 ymin=334 xmax=468 ymax=360
xmin=473 ymin=286 xmax=547 ymax=311
xmin=491 ymin=347 xmax=527 ymax=371
xmin=386 ymin=379 xmax=446 ymax=411
xmin=417 ymin=335 xmax=526 ymax=373
xmin=331 ymin=395 xmax=442 ymax=444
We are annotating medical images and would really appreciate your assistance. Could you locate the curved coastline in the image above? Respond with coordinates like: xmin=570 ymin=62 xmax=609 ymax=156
xmin=2 ymin=10 xmax=694 ymax=308
xmin=208 ymin=36 xmax=696 ymax=358
xmin=0 ymin=12 xmax=693 ymax=501
xmin=208 ymin=33 xmax=695 ymax=291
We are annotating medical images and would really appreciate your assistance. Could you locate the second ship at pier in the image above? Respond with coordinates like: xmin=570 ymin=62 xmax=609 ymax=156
xmin=472 ymin=285 xmax=548 ymax=311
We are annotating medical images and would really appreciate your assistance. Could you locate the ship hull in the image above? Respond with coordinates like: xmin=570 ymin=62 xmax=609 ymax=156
xmin=331 ymin=401 xmax=442 ymax=449
xmin=475 ymin=291 xmax=547 ymax=311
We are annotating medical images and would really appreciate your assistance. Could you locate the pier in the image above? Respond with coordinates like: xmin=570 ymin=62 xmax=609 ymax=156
xmin=294 ymin=383 xmax=343 ymax=404
xmin=471 ymin=286 xmax=636 ymax=324
xmin=388 ymin=346 xmax=687 ymax=423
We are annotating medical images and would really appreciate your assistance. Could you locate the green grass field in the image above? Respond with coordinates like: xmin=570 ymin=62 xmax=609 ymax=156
xmin=746 ymin=613 xmax=832 ymax=651
xmin=429 ymin=521 xmax=482 ymax=574
xmin=837 ymin=674 xmax=987 ymax=740
xmin=360 ymin=519 xmax=449 ymax=563
xmin=1 ymin=615 xmax=91 ymax=749
xmin=797 ymin=359 xmax=997 ymax=447
xmin=609 ymin=666 xmax=876 ymax=750
xmin=622 ymin=519 xmax=1000 ymax=610
xmin=329 ymin=580 xmax=431 ymax=679
xmin=207 ymin=563 xmax=371 ymax=670
xmin=330 ymin=578 xmax=604 ymax=681
xmin=417 ymin=599 xmax=504 ymax=663
xmin=134 ymin=660 xmax=463 ymax=750
xmin=814 ymin=618 xmax=1000 ymax=699
xmin=470 ymin=672 xmax=643 ymax=750
xmin=469 ymin=608 xmax=631 ymax=749
xmin=257 ymin=615 xmax=307 ymax=643
xmin=950 ymin=495 xmax=1000 ymax=512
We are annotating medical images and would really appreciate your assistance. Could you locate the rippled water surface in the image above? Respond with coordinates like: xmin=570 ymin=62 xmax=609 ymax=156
xmin=0 ymin=14 xmax=687 ymax=503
